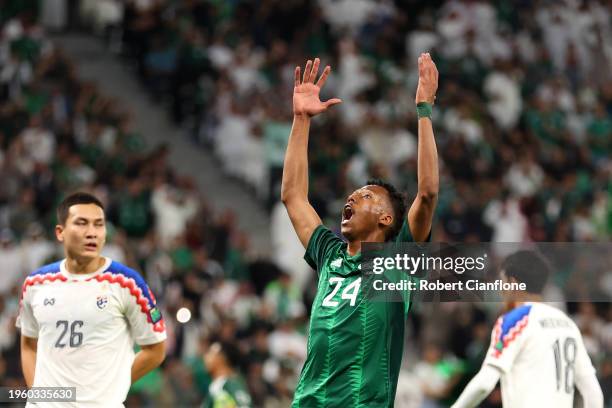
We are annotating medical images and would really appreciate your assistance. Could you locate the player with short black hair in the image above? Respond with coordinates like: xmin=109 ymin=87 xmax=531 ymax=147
xmin=365 ymin=178 xmax=408 ymax=241
xmin=55 ymin=192 xmax=105 ymax=226
xmin=18 ymin=191 xmax=166 ymax=407
xmin=203 ymin=339 xmax=253 ymax=408
xmin=501 ymin=249 xmax=550 ymax=294
xmin=452 ymin=250 xmax=603 ymax=408
xmin=282 ymin=54 xmax=439 ymax=407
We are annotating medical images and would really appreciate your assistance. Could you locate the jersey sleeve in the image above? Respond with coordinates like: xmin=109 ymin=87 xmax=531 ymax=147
xmin=574 ymin=330 xmax=598 ymax=382
xmin=483 ymin=305 xmax=532 ymax=373
xmin=574 ymin=332 xmax=604 ymax=408
xmin=16 ymin=286 xmax=39 ymax=338
xmin=303 ymin=225 xmax=343 ymax=273
xmin=121 ymin=274 xmax=167 ymax=346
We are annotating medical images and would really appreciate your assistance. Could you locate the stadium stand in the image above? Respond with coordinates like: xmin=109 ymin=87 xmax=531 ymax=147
xmin=1 ymin=1 xmax=610 ymax=407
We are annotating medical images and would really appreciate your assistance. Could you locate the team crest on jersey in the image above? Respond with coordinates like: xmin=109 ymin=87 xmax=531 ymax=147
xmin=149 ymin=307 xmax=162 ymax=324
xmin=330 ymin=258 xmax=343 ymax=269
xmin=96 ymin=295 xmax=108 ymax=309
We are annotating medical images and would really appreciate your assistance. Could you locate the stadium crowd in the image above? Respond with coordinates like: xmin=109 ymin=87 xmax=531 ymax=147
xmin=0 ymin=0 xmax=611 ymax=407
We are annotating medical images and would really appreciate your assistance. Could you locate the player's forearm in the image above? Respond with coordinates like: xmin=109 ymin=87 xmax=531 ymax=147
xmin=451 ymin=365 xmax=500 ymax=408
xmin=281 ymin=114 xmax=311 ymax=203
xmin=131 ymin=342 xmax=166 ymax=384
xmin=20 ymin=336 xmax=37 ymax=387
xmin=416 ymin=117 xmax=439 ymax=203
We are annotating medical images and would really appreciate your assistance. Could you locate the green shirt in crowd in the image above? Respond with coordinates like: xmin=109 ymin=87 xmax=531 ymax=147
xmin=204 ymin=375 xmax=252 ymax=408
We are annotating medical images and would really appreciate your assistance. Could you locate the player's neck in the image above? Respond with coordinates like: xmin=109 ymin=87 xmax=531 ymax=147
xmin=517 ymin=293 xmax=542 ymax=303
xmin=347 ymin=231 xmax=386 ymax=256
xmin=64 ymin=256 xmax=105 ymax=275
xmin=212 ymin=366 xmax=234 ymax=379
xmin=507 ymin=294 xmax=543 ymax=309
xmin=347 ymin=241 xmax=361 ymax=256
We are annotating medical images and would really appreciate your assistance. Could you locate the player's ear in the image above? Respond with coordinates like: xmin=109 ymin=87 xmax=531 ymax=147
xmin=379 ymin=213 xmax=393 ymax=228
xmin=55 ymin=224 xmax=64 ymax=243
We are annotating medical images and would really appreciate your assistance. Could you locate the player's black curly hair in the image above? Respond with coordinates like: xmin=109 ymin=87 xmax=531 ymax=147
xmin=366 ymin=179 xmax=407 ymax=241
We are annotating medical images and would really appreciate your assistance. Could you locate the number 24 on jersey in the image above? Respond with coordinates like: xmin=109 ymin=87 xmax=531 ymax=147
xmin=322 ymin=278 xmax=362 ymax=307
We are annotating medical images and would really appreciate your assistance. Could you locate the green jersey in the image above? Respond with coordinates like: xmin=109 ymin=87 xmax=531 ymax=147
xmin=204 ymin=376 xmax=252 ymax=408
xmin=292 ymin=221 xmax=420 ymax=407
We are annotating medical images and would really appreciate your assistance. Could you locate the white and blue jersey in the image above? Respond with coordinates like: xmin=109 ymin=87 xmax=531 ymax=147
xmin=17 ymin=257 xmax=167 ymax=407
xmin=483 ymin=302 xmax=596 ymax=407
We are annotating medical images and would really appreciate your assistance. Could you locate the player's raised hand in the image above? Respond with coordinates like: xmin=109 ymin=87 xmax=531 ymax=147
xmin=293 ymin=58 xmax=342 ymax=117
xmin=415 ymin=52 xmax=438 ymax=104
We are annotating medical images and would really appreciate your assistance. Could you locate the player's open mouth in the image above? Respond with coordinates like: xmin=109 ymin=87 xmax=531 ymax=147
xmin=342 ymin=205 xmax=353 ymax=224
xmin=85 ymin=243 xmax=98 ymax=250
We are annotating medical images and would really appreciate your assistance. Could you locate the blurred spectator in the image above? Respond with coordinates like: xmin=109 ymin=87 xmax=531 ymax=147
xmin=483 ymin=191 xmax=528 ymax=242
xmin=413 ymin=343 xmax=462 ymax=408
xmin=151 ymin=182 xmax=198 ymax=248
xmin=20 ymin=222 xmax=56 ymax=274
xmin=263 ymin=272 xmax=305 ymax=323
xmin=0 ymin=229 xmax=23 ymax=295
xmin=203 ymin=339 xmax=253 ymax=407
xmin=503 ymin=150 xmax=544 ymax=198
xmin=1 ymin=1 xmax=610 ymax=406
xmin=270 ymin=201 xmax=312 ymax=291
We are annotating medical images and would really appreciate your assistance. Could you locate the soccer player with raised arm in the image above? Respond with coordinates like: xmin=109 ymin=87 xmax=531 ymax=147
xmin=452 ymin=251 xmax=604 ymax=408
xmin=282 ymin=54 xmax=439 ymax=407
xmin=17 ymin=192 xmax=166 ymax=407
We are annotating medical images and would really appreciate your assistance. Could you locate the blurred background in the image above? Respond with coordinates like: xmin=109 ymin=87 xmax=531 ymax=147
xmin=0 ymin=0 xmax=610 ymax=407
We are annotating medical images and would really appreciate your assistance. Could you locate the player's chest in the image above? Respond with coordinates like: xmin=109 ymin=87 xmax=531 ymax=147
xmin=316 ymin=256 xmax=402 ymax=322
xmin=31 ymin=281 xmax=122 ymax=328
xmin=318 ymin=256 xmax=363 ymax=311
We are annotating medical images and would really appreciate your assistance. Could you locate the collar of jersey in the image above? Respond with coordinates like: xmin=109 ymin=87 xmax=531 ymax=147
xmin=341 ymin=243 xmax=362 ymax=262
xmin=59 ymin=257 xmax=112 ymax=280
xmin=209 ymin=376 xmax=229 ymax=396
